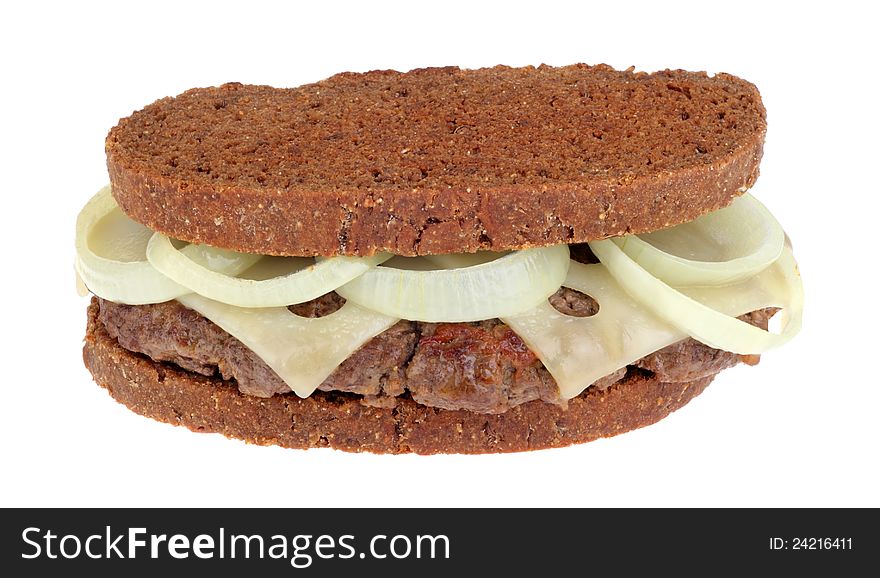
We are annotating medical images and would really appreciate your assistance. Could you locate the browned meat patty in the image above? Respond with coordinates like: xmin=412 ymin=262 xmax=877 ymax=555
xmin=95 ymin=289 xmax=769 ymax=414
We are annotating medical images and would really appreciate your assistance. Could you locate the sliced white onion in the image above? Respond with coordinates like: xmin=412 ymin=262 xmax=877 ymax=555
xmin=75 ymin=186 xmax=188 ymax=304
xmin=422 ymin=251 xmax=509 ymax=269
xmin=335 ymin=245 xmax=570 ymax=322
xmin=614 ymin=193 xmax=785 ymax=286
xmin=147 ymin=232 xmax=391 ymax=307
xmin=588 ymin=238 xmax=803 ymax=354
xmin=76 ymin=186 xmax=264 ymax=304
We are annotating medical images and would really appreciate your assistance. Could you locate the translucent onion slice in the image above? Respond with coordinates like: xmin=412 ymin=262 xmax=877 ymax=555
xmin=613 ymin=193 xmax=785 ymax=286
xmin=588 ymin=238 xmax=803 ymax=354
xmin=422 ymin=251 xmax=509 ymax=269
xmin=147 ymin=232 xmax=391 ymax=307
xmin=76 ymin=185 xmax=185 ymax=304
xmin=75 ymin=186 xmax=260 ymax=304
xmin=334 ymin=245 xmax=571 ymax=322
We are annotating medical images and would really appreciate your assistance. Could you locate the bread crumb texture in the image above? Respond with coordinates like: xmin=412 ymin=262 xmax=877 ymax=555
xmin=107 ymin=64 xmax=766 ymax=256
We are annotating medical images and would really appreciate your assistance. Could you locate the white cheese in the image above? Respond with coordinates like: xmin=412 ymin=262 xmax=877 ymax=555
xmin=502 ymin=247 xmax=796 ymax=400
xmin=177 ymin=247 xmax=795 ymax=401
xmin=177 ymin=294 xmax=399 ymax=397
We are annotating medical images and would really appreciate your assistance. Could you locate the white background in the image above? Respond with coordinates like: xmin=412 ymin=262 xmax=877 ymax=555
xmin=1 ymin=0 xmax=877 ymax=507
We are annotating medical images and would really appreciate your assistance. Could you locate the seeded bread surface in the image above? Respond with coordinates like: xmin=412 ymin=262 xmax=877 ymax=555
xmin=106 ymin=64 xmax=766 ymax=256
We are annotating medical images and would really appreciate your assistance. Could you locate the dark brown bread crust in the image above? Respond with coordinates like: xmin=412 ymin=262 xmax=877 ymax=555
xmin=85 ymin=301 xmax=719 ymax=454
xmin=106 ymin=64 xmax=766 ymax=257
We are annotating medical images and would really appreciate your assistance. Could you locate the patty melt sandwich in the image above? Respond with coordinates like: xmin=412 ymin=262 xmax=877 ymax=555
xmin=76 ymin=64 xmax=803 ymax=454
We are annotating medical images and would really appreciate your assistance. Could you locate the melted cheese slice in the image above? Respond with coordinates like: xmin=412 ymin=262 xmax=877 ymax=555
xmin=176 ymin=294 xmax=399 ymax=397
xmin=176 ymin=246 xmax=795 ymax=402
xmin=502 ymin=247 xmax=797 ymax=400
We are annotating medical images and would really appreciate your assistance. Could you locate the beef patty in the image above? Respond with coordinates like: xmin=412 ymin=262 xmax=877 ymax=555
xmin=95 ymin=289 xmax=771 ymax=414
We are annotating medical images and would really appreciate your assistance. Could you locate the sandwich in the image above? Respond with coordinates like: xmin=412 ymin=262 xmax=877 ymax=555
xmin=76 ymin=64 xmax=803 ymax=454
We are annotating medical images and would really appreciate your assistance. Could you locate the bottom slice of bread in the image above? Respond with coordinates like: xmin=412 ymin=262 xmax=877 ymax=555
xmin=83 ymin=303 xmax=720 ymax=454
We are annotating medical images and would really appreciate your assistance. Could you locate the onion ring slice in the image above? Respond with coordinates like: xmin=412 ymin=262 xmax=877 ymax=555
xmin=75 ymin=186 xmax=188 ymax=304
xmin=76 ymin=186 xmax=264 ymax=304
xmin=588 ymin=238 xmax=803 ymax=354
xmin=335 ymin=245 xmax=570 ymax=322
xmin=147 ymin=232 xmax=391 ymax=307
xmin=614 ymin=193 xmax=785 ymax=286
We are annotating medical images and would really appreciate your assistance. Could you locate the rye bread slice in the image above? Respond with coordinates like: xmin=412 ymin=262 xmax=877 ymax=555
xmin=106 ymin=64 xmax=766 ymax=257
xmin=83 ymin=300 xmax=718 ymax=454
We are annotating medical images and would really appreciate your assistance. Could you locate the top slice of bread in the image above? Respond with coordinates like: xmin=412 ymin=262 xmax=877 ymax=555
xmin=106 ymin=64 xmax=766 ymax=256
